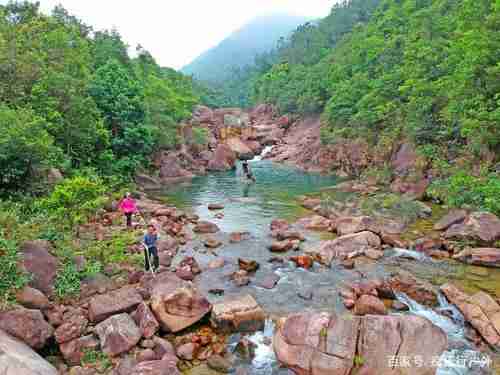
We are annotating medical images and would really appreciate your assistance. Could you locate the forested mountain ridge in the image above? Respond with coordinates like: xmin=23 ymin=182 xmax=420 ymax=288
xmin=181 ymin=14 xmax=309 ymax=84
xmin=215 ymin=0 xmax=500 ymax=214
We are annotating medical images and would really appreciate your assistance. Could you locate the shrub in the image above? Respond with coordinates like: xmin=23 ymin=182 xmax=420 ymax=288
xmin=37 ymin=175 xmax=106 ymax=230
xmin=54 ymin=252 xmax=102 ymax=299
xmin=428 ymin=172 xmax=500 ymax=216
xmin=0 ymin=234 xmax=30 ymax=307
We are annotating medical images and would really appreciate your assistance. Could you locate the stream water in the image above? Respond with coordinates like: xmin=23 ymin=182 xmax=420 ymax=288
xmin=151 ymin=151 xmax=495 ymax=375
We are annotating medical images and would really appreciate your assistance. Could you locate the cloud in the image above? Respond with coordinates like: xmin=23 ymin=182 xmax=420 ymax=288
xmin=7 ymin=0 xmax=336 ymax=69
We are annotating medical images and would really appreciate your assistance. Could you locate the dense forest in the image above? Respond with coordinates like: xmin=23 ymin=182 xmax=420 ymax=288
xmin=0 ymin=1 xmax=209 ymax=196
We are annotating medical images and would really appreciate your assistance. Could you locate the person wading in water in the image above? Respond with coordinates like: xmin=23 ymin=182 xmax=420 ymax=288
xmin=242 ymin=160 xmax=256 ymax=182
xmin=143 ymin=224 xmax=160 ymax=272
xmin=118 ymin=192 xmax=137 ymax=228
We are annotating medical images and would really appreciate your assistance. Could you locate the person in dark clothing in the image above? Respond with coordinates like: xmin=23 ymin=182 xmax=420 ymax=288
xmin=143 ymin=224 xmax=160 ymax=271
xmin=242 ymin=161 xmax=255 ymax=182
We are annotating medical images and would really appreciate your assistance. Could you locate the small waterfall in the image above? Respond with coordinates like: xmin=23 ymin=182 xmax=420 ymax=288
xmin=246 ymin=319 xmax=276 ymax=371
xmin=395 ymin=292 xmax=493 ymax=375
xmin=251 ymin=146 xmax=274 ymax=162
xmin=391 ymin=247 xmax=433 ymax=262
xmin=395 ymin=292 xmax=465 ymax=339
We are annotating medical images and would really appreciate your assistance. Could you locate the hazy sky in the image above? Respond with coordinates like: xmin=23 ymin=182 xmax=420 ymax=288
xmin=12 ymin=0 xmax=336 ymax=69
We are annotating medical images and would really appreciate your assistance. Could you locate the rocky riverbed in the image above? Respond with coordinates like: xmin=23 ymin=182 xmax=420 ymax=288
xmin=2 ymin=105 xmax=500 ymax=375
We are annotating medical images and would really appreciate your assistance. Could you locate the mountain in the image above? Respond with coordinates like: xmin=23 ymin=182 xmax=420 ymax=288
xmin=181 ymin=13 xmax=310 ymax=83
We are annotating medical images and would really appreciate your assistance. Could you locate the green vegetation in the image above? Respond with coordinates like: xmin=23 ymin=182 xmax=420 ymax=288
xmin=54 ymin=254 xmax=102 ymax=299
xmin=82 ymin=348 xmax=112 ymax=370
xmin=428 ymin=172 xmax=500 ymax=215
xmin=0 ymin=1 xmax=204 ymax=196
xmin=0 ymin=235 xmax=30 ymax=307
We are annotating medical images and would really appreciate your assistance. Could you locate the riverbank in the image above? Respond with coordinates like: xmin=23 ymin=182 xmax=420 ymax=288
xmin=2 ymin=106 xmax=500 ymax=375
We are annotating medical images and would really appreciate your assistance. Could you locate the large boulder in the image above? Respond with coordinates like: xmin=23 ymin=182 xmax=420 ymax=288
xmin=60 ymin=335 xmax=99 ymax=366
xmin=88 ymin=287 xmax=143 ymax=323
xmin=207 ymin=144 xmax=236 ymax=171
xmin=433 ymin=210 xmax=467 ymax=231
xmin=444 ymin=212 xmax=500 ymax=244
xmin=0 ymin=308 xmax=53 ymax=349
xmin=15 ymin=287 xmax=49 ymax=310
xmin=226 ymin=137 xmax=254 ymax=160
xmin=353 ymin=295 xmax=387 ymax=316
xmin=453 ymin=247 xmax=500 ymax=268
xmin=131 ymin=302 xmax=159 ymax=339
xmin=159 ymin=154 xmax=193 ymax=181
xmin=335 ymin=216 xmax=375 ymax=236
xmin=192 ymin=105 xmax=214 ymax=124
xmin=384 ymin=271 xmax=437 ymax=306
xmin=0 ymin=329 xmax=58 ymax=375
xmin=309 ymin=231 xmax=381 ymax=266
xmin=19 ymin=240 xmax=58 ymax=297
xmin=150 ymin=273 xmax=211 ymax=333
xmin=441 ymin=283 xmax=500 ymax=348
xmin=193 ymin=221 xmax=220 ymax=234
xmin=54 ymin=313 xmax=88 ymax=344
xmin=211 ymin=295 xmax=265 ymax=333
xmin=95 ymin=313 xmax=142 ymax=357
xmin=274 ymin=312 xmax=447 ymax=375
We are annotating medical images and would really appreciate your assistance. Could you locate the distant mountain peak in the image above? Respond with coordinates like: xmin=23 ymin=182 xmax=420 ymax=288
xmin=181 ymin=13 xmax=309 ymax=83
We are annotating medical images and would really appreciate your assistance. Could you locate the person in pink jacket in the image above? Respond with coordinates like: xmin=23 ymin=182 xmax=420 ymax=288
xmin=118 ymin=192 xmax=137 ymax=228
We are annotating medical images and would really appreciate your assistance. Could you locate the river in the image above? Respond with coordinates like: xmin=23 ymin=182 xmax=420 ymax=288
xmin=150 ymin=150 xmax=496 ymax=375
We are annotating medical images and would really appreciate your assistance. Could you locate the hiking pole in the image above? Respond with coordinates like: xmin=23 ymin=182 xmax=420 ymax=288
xmin=142 ymin=243 xmax=156 ymax=278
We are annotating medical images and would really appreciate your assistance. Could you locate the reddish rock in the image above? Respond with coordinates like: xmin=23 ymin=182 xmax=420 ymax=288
xmin=152 ymin=336 xmax=176 ymax=361
xmin=211 ymin=295 xmax=265 ymax=333
xmin=0 ymin=329 xmax=58 ymax=375
xmin=270 ymin=219 xmax=290 ymax=232
xmin=434 ymin=210 xmax=467 ymax=231
xmin=208 ymin=258 xmax=226 ymax=269
xmin=273 ymin=230 xmax=305 ymax=242
xmin=441 ymin=283 xmax=500 ymax=347
xmin=136 ymin=349 xmax=157 ymax=363
xmin=60 ymin=335 xmax=100 ymax=366
xmin=15 ymin=286 xmax=49 ymax=310
xmin=301 ymin=198 xmax=321 ymax=210
xmin=238 ymin=258 xmax=259 ymax=272
xmin=95 ymin=313 xmax=142 ymax=357
xmin=363 ymin=248 xmax=384 ymax=260
xmin=19 ymin=240 xmax=58 ymax=297
xmin=390 ymin=178 xmax=430 ymax=200
xmin=226 ymin=137 xmax=254 ymax=160
xmin=310 ymin=231 xmax=381 ymax=266
xmin=0 ymin=308 xmax=53 ymax=349
xmin=258 ymin=273 xmax=280 ymax=289
xmin=453 ymin=248 xmax=500 ymax=267
xmin=88 ymin=287 xmax=143 ymax=323
xmin=150 ymin=274 xmax=211 ymax=333
xmin=414 ymin=236 xmax=443 ymax=253
xmin=392 ymin=143 xmax=417 ymax=175
xmin=445 ymin=212 xmax=500 ymax=243
xmin=207 ymin=144 xmax=237 ymax=171
xmin=269 ymin=240 xmax=295 ymax=253
xmin=385 ymin=271 xmax=437 ymax=306
xmin=297 ymin=215 xmax=333 ymax=231
xmin=176 ymin=342 xmax=198 ymax=360
xmin=54 ymin=314 xmax=88 ymax=344
xmin=274 ymin=312 xmax=447 ymax=375
xmin=156 ymin=237 xmax=179 ymax=254
xmin=336 ymin=216 xmax=375 ymax=236
xmin=290 ymin=255 xmax=314 ymax=270
xmin=341 ymin=259 xmax=355 ymax=269
xmin=229 ymin=231 xmax=250 ymax=243
xmin=131 ymin=303 xmax=159 ymax=339
xmin=231 ymin=270 xmax=250 ymax=287
xmin=354 ymin=295 xmax=387 ymax=316
xmin=128 ymin=359 xmax=181 ymax=375
xmin=204 ymin=237 xmax=222 ymax=249
xmin=380 ymin=233 xmax=408 ymax=248
xmin=193 ymin=221 xmax=220 ymax=234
